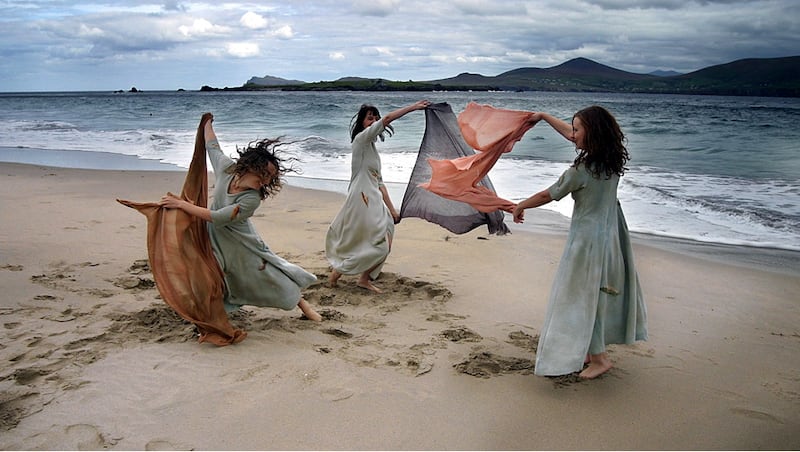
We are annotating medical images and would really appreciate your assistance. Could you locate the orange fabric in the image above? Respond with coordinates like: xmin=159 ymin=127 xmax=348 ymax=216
xmin=420 ymin=102 xmax=536 ymax=213
xmin=117 ymin=114 xmax=246 ymax=346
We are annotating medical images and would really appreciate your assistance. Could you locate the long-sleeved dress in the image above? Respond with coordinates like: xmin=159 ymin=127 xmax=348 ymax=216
xmin=534 ymin=164 xmax=648 ymax=376
xmin=206 ymin=138 xmax=317 ymax=312
xmin=326 ymin=120 xmax=395 ymax=280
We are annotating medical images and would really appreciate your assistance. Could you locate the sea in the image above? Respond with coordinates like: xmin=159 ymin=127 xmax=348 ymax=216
xmin=1 ymin=90 xmax=799 ymax=256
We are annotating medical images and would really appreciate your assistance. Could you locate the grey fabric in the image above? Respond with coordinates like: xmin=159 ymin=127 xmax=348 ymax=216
xmin=400 ymin=102 xmax=510 ymax=235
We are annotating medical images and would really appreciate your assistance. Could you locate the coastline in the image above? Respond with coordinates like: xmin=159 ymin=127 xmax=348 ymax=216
xmin=1 ymin=161 xmax=799 ymax=449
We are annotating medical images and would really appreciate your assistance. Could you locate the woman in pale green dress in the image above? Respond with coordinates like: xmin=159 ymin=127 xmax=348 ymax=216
xmin=513 ymin=106 xmax=647 ymax=379
xmin=160 ymin=114 xmax=322 ymax=321
xmin=326 ymin=100 xmax=429 ymax=293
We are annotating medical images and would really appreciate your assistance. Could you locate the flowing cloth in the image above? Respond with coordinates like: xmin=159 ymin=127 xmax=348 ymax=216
xmin=400 ymin=103 xmax=510 ymax=235
xmin=418 ymin=102 xmax=536 ymax=214
xmin=117 ymin=114 xmax=246 ymax=346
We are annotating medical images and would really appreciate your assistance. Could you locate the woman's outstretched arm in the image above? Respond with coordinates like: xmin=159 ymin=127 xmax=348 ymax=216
xmin=381 ymin=100 xmax=430 ymax=127
xmin=532 ymin=112 xmax=573 ymax=142
xmin=512 ymin=189 xmax=553 ymax=224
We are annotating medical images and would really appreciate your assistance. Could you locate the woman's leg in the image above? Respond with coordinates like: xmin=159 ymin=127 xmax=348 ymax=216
xmin=328 ymin=269 xmax=342 ymax=287
xmin=580 ymin=293 xmax=611 ymax=378
xmin=357 ymin=232 xmax=393 ymax=293
xmin=357 ymin=267 xmax=382 ymax=293
xmin=579 ymin=352 xmax=613 ymax=379
xmin=297 ymin=297 xmax=322 ymax=322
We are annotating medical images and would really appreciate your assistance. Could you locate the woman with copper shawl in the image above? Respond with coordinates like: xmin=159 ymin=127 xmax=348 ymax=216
xmin=159 ymin=114 xmax=322 ymax=322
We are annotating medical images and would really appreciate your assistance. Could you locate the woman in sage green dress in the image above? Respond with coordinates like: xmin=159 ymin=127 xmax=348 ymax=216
xmin=160 ymin=114 xmax=322 ymax=322
xmin=513 ymin=106 xmax=647 ymax=379
xmin=326 ymin=100 xmax=430 ymax=293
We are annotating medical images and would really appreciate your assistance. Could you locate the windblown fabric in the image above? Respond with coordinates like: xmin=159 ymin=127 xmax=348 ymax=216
xmin=117 ymin=114 xmax=246 ymax=346
xmin=418 ymin=102 xmax=537 ymax=213
xmin=399 ymin=102 xmax=509 ymax=235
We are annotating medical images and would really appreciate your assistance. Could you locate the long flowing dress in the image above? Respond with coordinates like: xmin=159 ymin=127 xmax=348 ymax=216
xmin=205 ymin=138 xmax=317 ymax=312
xmin=326 ymin=120 xmax=395 ymax=280
xmin=534 ymin=164 xmax=648 ymax=376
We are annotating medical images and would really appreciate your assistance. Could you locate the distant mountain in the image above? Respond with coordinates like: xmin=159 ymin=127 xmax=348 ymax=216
xmin=655 ymin=56 xmax=800 ymax=96
xmin=649 ymin=70 xmax=682 ymax=77
xmin=427 ymin=57 xmax=658 ymax=92
xmin=231 ymin=56 xmax=800 ymax=97
xmin=246 ymin=74 xmax=306 ymax=86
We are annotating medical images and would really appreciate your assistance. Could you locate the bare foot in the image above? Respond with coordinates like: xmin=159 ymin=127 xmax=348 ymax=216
xmin=357 ymin=279 xmax=382 ymax=293
xmin=298 ymin=298 xmax=322 ymax=322
xmin=579 ymin=352 xmax=612 ymax=379
xmin=328 ymin=269 xmax=341 ymax=288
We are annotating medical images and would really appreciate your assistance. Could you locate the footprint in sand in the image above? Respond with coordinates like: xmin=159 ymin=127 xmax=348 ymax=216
xmin=453 ymin=351 xmax=535 ymax=378
xmin=441 ymin=326 xmax=482 ymax=343
xmin=321 ymin=386 xmax=355 ymax=401
xmin=13 ymin=423 xmax=112 ymax=450
xmin=144 ymin=439 xmax=194 ymax=451
xmin=506 ymin=330 xmax=539 ymax=351
xmin=730 ymin=407 xmax=784 ymax=424
xmin=322 ymin=328 xmax=353 ymax=339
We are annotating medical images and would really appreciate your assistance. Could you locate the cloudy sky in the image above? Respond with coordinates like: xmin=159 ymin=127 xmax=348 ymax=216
xmin=1 ymin=0 xmax=797 ymax=92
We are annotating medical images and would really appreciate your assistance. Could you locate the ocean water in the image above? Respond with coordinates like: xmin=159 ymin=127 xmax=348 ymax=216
xmin=1 ymin=90 xmax=798 ymax=251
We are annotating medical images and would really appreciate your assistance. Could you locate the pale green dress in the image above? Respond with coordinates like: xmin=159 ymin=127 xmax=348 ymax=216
xmin=205 ymin=138 xmax=317 ymax=313
xmin=326 ymin=120 xmax=395 ymax=279
xmin=534 ymin=163 xmax=648 ymax=376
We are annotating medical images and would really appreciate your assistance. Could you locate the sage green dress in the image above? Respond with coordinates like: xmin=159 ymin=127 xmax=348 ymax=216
xmin=326 ymin=120 xmax=395 ymax=280
xmin=205 ymin=138 xmax=317 ymax=312
xmin=534 ymin=164 xmax=648 ymax=376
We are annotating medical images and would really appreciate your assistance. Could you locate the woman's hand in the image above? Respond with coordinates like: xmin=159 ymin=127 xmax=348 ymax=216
xmin=159 ymin=192 xmax=186 ymax=210
xmin=413 ymin=100 xmax=431 ymax=111
xmin=528 ymin=111 xmax=543 ymax=125
xmin=512 ymin=205 xmax=526 ymax=224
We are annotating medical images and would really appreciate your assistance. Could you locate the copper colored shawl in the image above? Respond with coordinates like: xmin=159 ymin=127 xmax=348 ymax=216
xmin=419 ymin=102 xmax=536 ymax=213
xmin=117 ymin=114 xmax=246 ymax=346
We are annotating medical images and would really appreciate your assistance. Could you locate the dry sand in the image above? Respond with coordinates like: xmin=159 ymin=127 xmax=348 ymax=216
xmin=1 ymin=162 xmax=798 ymax=450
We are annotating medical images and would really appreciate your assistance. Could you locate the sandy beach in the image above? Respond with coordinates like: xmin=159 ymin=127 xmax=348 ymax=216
xmin=1 ymin=161 xmax=799 ymax=450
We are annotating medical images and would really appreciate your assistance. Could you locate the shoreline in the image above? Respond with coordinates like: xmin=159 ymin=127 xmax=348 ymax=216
xmin=1 ymin=161 xmax=798 ymax=449
xmin=3 ymin=151 xmax=798 ymax=277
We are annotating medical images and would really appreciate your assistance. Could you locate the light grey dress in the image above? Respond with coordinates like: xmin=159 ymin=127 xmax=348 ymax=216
xmin=205 ymin=138 xmax=317 ymax=312
xmin=326 ymin=120 xmax=395 ymax=279
xmin=534 ymin=164 xmax=648 ymax=376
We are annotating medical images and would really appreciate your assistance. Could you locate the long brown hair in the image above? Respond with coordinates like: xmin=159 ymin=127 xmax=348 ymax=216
xmin=227 ymin=138 xmax=299 ymax=200
xmin=572 ymin=105 xmax=630 ymax=178
xmin=349 ymin=104 xmax=394 ymax=142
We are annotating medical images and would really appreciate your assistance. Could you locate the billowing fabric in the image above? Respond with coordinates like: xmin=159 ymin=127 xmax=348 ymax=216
xmin=534 ymin=165 xmax=648 ymax=376
xmin=205 ymin=138 xmax=316 ymax=312
xmin=400 ymin=102 xmax=509 ymax=235
xmin=326 ymin=120 xmax=395 ymax=280
xmin=117 ymin=114 xmax=246 ymax=346
xmin=419 ymin=102 xmax=536 ymax=213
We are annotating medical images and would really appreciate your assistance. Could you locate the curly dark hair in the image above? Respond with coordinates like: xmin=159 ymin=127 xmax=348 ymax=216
xmin=226 ymin=138 xmax=300 ymax=200
xmin=572 ymin=105 xmax=630 ymax=179
xmin=350 ymin=103 xmax=394 ymax=142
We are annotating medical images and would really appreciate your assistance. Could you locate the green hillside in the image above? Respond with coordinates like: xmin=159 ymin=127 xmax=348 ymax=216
xmin=218 ymin=56 xmax=800 ymax=97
